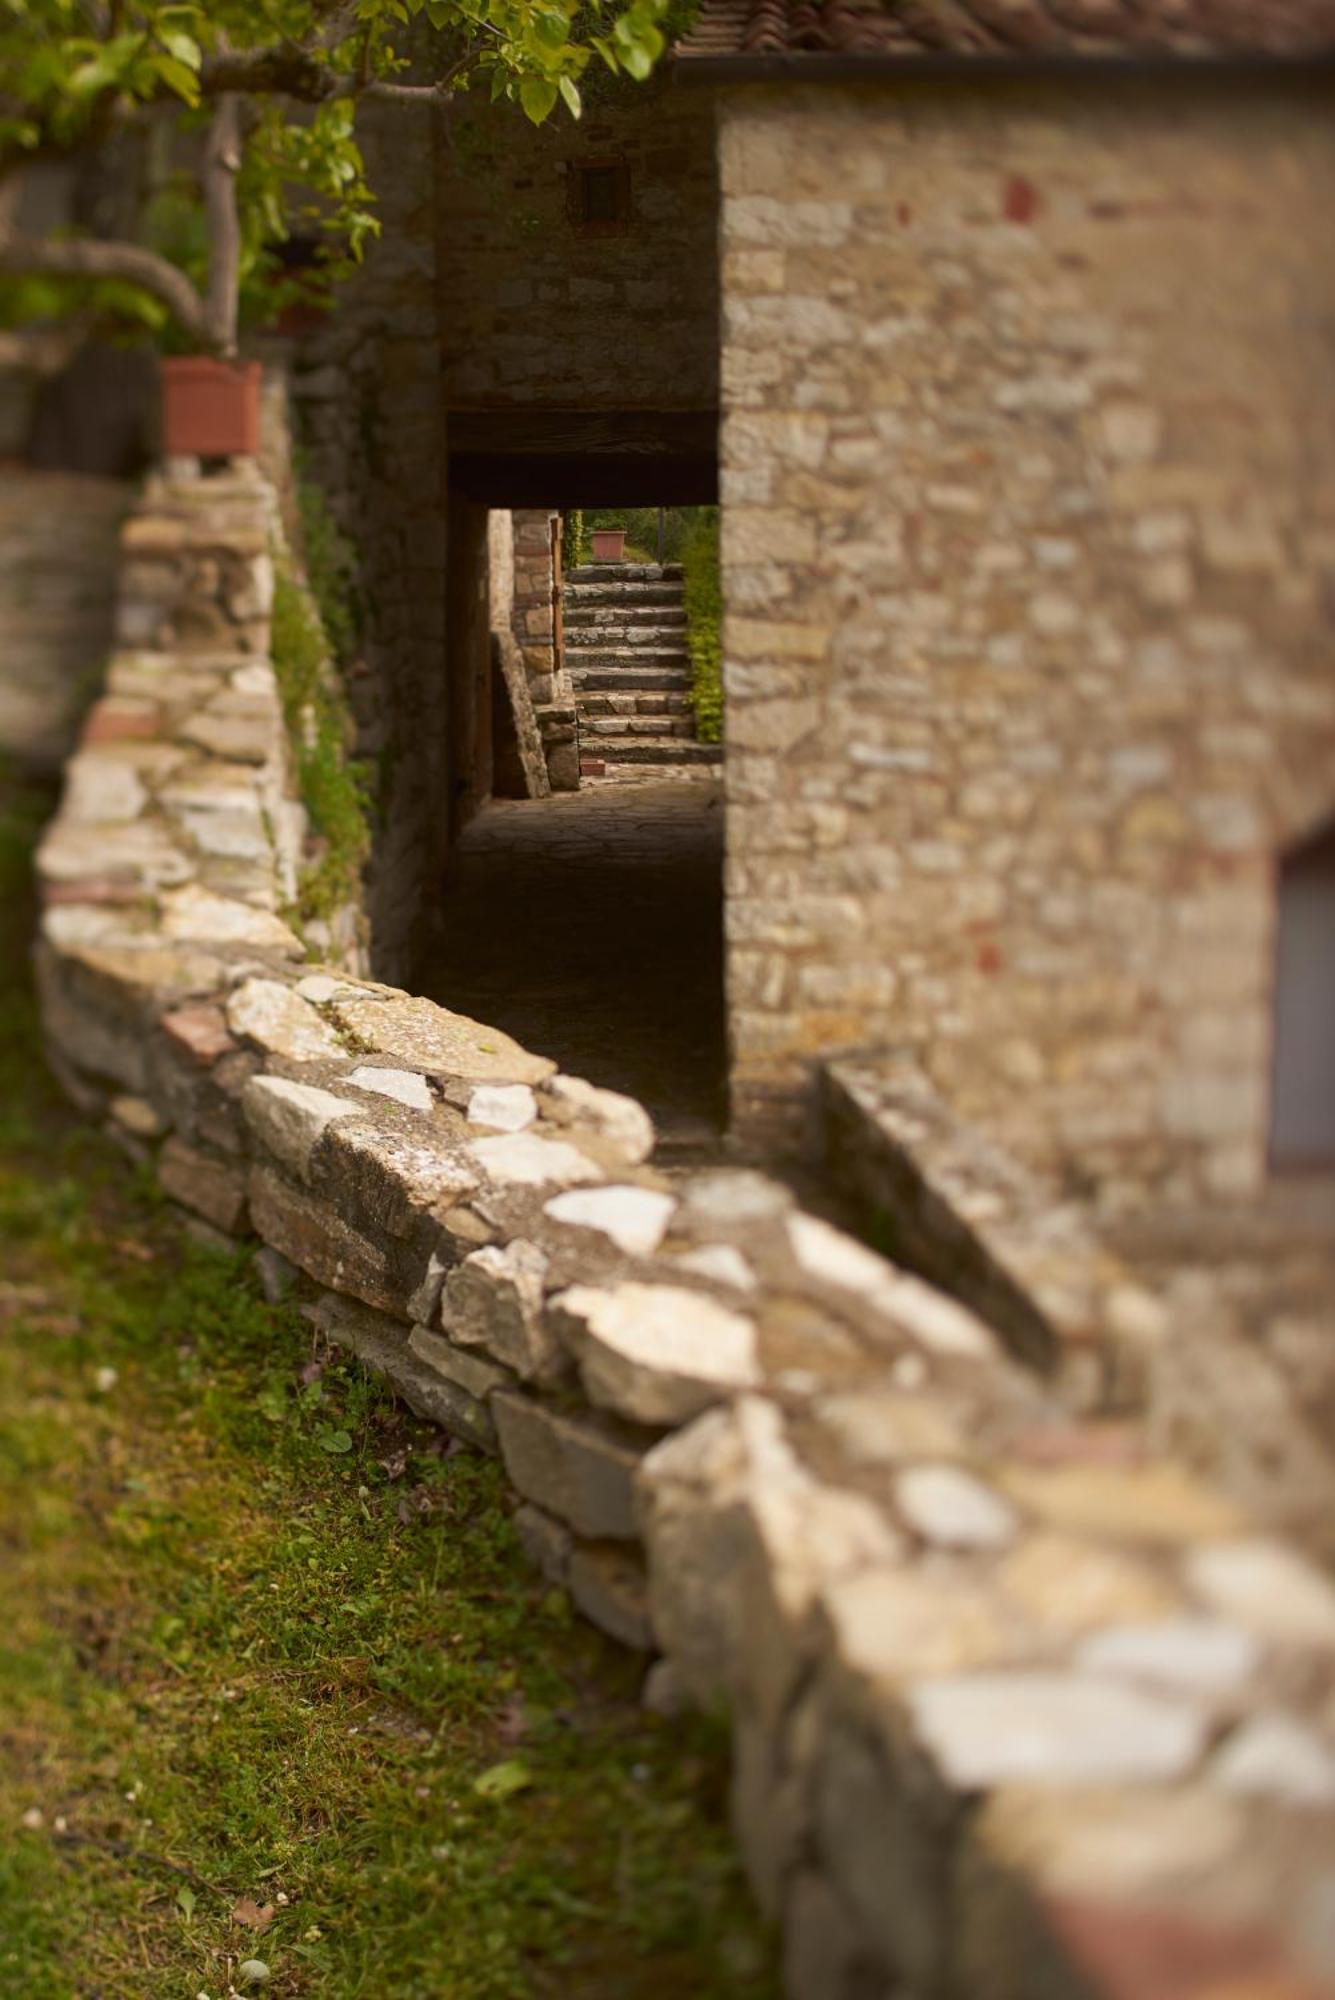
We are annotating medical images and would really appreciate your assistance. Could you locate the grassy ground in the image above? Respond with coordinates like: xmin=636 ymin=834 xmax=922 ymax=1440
xmin=0 ymin=769 xmax=776 ymax=1999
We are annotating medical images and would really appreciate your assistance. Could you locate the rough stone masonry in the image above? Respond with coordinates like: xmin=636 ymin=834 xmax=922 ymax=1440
xmin=32 ymin=454 xmax=1335 ymax=2000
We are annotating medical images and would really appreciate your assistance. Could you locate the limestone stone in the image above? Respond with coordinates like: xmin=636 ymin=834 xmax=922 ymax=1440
xmin=551 ymin=1281 xmax=761 ymax=1425
xmin=543 ymin=1185 xmax=676 ymax=1260
xmin=491 ymin=1391 xmax=642 ymax=1540
xmin=977 ymin=1786 xmax=1247 ymax=1900
xmin=469 ymin=1131 xmax=602 ymax=1190
xmin=1186 ymin=1541 xmax=1335 ymax=1651
xmin=542 ymin=1074 xmax=655 ymax=1165
xmin=1077 ymin=1620 xmax=1260 ymax=1693
xmin=824 ymin=1565 xmax=1016 ymax=1681
xmin=785 ymin=1211 xmax=995 ymax=1360
xmin=158 ymin=1137 xmax=248 ymax=1234
xmin=110 ymin=1094 xmax=166 ymax=1139
xmin=308 ymin=1292 xmax=494 ymax=1449
xmin=160 ymin=883 xmax=302 ymax=955
xmin=672 ymin=1243 xmax=757 ymax=1292
xmin=250 ymin=1166 xmax=401 ymax=1317
xmin=62 ymin=754 xmax=148 ymax=824
xmin=568 ymin=1543 xmax=655 ymax=1651
xmin=466 ymin=1083 xmax=537 ymax=1132
xmin=1211 ymin=1715 xmax=1335 ymax=1805
xmin=512 ymin=1501 xmax=572 ymax=1584
xmin=909 ymin=1673 xmax=1209 ymax=1787
xmin=226 ymin=978 xmax=346 ymax=1063
xmin=444 ymin=1241 xmax=559 ymax=1381
xmin=407 ymin=1324 xmax=512 ymax=1402
xmin=999 ymin=1464 xmax=1244 ymax=1545
xmin=895 ymin=1465 xmax=1019 ymax=1551
xmin=676 ymin=1169 xmax=793 ymax=1236
xmin=347 ymin=1065 xmax=434 ymax=1112
xmin=38 ymin=819 xmax=193 ymax=889
xmin=816 ymin=1388 xmax=964 ymax=1466
xmin=241 ymin=1075 xmax=361 ymax=1179
xmin=326 ymin=990 xmax=554 ymax=1085
xmin=999 ymin=1532 xmax=1181 ymax=1634
xmin=161 ymin=1002 xmax=235 ymax=1066
xmin=321 ymin=1123 xmax=477 ymax=1239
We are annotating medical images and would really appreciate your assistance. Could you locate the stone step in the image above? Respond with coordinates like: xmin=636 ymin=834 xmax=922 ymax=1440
xmin=566 ymin=645 xmax=688 ymax=671
xmin=570 ymin=667 xmax=690 ymax=694
xmin=563 ymin=609 xmax=688 ymax=635
xmin=595 ymin=737 xmax=723 ymax=766
xmin=577 ymin=692 xmax=691 ymax=718
xmin=566 ymin=562 xmax=683 ymax=585
xmin=563 ymin=580 xmax=685 ymax=609
xmin=563 ymin=625 xmax=689 ymax=652
xmin=580 ymin=714 xmax=698 ymax=739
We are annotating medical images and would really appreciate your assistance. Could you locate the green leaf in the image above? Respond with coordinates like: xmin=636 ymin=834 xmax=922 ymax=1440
xmin=318 ymin=1428 xmax=353 ymax=1454
xmin=151 ymin=53 xmax=200 ymax=104
xmin=558 ymin=74 xmax=581 ymax=118
xmin=621 ymin=41 xmax=652 ymax=77
xmin=176 ymin=1885 xmax=196 ymax=1919
xmin=473 ymin=1758 xmax=534 ymax=1800
xmin=518 ymin=75 xmax=558 ymax=124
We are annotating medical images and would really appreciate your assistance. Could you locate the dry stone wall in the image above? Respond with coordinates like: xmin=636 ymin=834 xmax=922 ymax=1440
xmin=35 ymin=463 xmax=1335 ymax=2000
xmin=718 ymin=77 xmax=1335 ymax=1205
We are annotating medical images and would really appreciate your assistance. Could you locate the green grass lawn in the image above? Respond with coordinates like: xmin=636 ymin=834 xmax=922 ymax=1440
xmin=0 ymin=769 xmax=776 ymax=1999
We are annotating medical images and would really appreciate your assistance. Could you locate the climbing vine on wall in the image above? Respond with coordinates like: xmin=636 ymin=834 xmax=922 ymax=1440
xmin=270 ymin=487 xmax=372 ymax=932
xmin=681 ymin=506 xmax=722 ymax=744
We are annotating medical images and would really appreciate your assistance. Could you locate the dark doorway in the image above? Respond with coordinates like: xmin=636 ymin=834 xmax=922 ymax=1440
xmin=1271 ymin=816 xmax=1335 ymax=1170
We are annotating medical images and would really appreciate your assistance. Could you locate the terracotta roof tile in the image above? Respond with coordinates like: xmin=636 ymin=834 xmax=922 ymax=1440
xmin=675 ymin=0 xmax=1335 ymax=63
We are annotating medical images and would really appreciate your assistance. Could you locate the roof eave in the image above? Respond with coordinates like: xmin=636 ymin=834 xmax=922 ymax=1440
xmin=669 ymin=46 xmax=1335 ymax=84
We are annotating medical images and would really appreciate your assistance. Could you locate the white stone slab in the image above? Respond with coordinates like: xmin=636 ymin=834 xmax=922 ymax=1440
xmin=895 ymin=1465 xmax=1018 ymax=1550
xmin=1187 ymin=1540 xmax=1335 ymax=1650
xmin=552 ymin=1282 xmax=761 ymax=1425
xmin=349 ymin=1065 xmax=433 ymax=1112
xmin=1211 ymin=1714 xmax=1335 ymax=1805
xmin=467 ymin=1083 xmax=538 ymax=1132
xmin=241 ymin=1075 xmax=360 ymax=1178
xmin=227 ymin=978 xmax=345 ymax=1063
xmin=544 ymin=1186 xmax=676 ymax=1260
xmin=1078 ymin=1619 xmax=1259 ymax=1693
xmin=469 ymin=1131 xmax=601 ymax=1188
xmin=909 ymin=1672 xmax=1207 ymax=1788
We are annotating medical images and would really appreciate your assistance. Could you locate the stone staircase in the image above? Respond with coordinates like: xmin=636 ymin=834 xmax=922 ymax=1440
xmin=564 ymin=561 xmax=722 ymax=777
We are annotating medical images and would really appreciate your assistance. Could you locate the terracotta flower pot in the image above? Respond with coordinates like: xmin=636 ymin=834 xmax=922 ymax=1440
xmin=160 ymin=356 xmax=262 ymax=459
xmin=591 ymin=528 xmax=626 ymax=562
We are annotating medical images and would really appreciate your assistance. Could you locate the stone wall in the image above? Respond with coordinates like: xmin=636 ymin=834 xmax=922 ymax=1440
xmin=717 ymin=75 xmax=1335 ymax=1206
xmin=284 ymin=100 xmax=452 ymax=988
xmin=511 ymin=508 xmax=579 ymax=790
xmin=436 ymin=72 xmax=718 ymax=414
xmin=34 ymin=460 xmax=1335 ymax=2000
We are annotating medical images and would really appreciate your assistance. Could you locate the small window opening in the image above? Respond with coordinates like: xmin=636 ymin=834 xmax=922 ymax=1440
xmin=1270 ymin=816 xmax=1335 ymax=1170
xmin=569 ymin=157 xmax=628 ymax=232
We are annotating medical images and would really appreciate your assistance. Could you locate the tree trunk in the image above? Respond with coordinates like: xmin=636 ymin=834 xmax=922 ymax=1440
xmin=202 ymin=96 xmax=242 ymax=357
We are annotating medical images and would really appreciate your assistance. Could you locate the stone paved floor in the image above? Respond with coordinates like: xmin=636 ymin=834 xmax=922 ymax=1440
xmin=422 ymin=778 xmax=726 ymax=1151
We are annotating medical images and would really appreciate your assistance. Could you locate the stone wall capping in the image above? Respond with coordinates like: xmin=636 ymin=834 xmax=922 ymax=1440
xmin=36 ymin=461 xmax=1335 ymax=1997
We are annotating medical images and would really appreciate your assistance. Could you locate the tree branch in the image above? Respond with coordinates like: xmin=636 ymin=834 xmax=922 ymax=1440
xmin=0 ymin=230 xmax=209 ymax=343
xmin=202 ymin=94 xmax=242 ymax=355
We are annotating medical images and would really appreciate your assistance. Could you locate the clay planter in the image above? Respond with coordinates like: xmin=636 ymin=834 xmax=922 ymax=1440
xmin=160 ymin=357 xmax=262 ymax=458
xmin=591 ymin=528 xmax=627 ymax=562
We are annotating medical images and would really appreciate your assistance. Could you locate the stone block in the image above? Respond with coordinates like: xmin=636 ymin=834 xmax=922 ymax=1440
xmin=158 ymin=1137 xmax=248 ymax=1235
xmin=567 ymin=1542 xmax=654 ymax=1651
xmin=492 ymin=1391 xmax=644 ymax=1541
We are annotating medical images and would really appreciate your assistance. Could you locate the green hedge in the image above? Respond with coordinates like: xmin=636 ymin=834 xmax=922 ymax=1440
xmin=681 ymin=507 xmax=722 ymax=745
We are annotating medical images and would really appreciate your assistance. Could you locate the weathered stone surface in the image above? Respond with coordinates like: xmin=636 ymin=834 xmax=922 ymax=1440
xmin=1077 ymin=1620 xmax=1259 ymax=1692
xmin=1000 ymin=1464 xmax=1243 ymax=1546
xmin=541 ymin=1073 xmax=655 ymax=1165
xmin=249 ymin=1165 xmax=399 ymax=1316
xmin=347 ymin=1065 xmax=434 ymax=1111
xmin=512 ymin=1501 xmax=572 ymax=1583
xmin=552 ymin=1282 xmax=760 ymax=1425
xmin=407 ymin=1324 xmax=512 ymax=1402
xmin=544 ymin=1185 xmax=676 ymax=1260
xmin=158 ymin=1136 xmax=248 ymax=1234
xmin=326 ymin=990 xmax=554 ymax=1085
xmin=894 ymin=1465 xmax=1019 ymax=1551
xmin=320 ymin=1122 xmax=477 ymax=1240
xmin=468 ymin=1131 xmax=601 ymax=1190
xmin=1211 ymin=1715 xmax=1335 ymax=1805
xmin=226 ymin=978 xmax=346 ymax=1063
xmin=672 ymin=1242 xmax=757 ymax=1292
xmin=466 ymin=1082 xmax=537 ymax=1132
xmin=308 ymin=1292 xmax=494 ymax=1448
xmin=785 ymin=1211 xmax=996 ymax=1360
xmin=491 ymin=1391 xmax=643 ymax=1540
xmin=159 ymin=883 xmax=302 ymax=954
xmin=1186 ymin=1541 xmax=1335 ymax=1650
xmin=242 ymin=1075 xmax=360 ymax=1179
xmin=444 ymin=1241 xmax=558 ymax=1381
xmin=999 ymin=1532 xmax=1180 ymax=1634
xmin=110 ymin=1093 xmax=166 ymax=1139
xmin=909 ymin=1673 xmax=1208 ymax=1787
xmin=161 ymin=1001 xmax=234 ymax=1065
xmin=824 ymin=1565 xmax=1015 ymax=1682
xmin=567 ymin=1543 xmax=654 ymax=1651
xmin=816 ymin=1388 xmax=965 ymax=1466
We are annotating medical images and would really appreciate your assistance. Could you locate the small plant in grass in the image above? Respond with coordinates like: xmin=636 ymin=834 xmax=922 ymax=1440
xmin=682 ymin=506 xmax=722 ymax=744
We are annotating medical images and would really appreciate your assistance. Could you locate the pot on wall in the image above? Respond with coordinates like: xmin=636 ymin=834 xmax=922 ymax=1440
xmin=591 ymin=528 xmax=626 ymax=562
xmin=160 ymin=357 xmax=262 ymax=459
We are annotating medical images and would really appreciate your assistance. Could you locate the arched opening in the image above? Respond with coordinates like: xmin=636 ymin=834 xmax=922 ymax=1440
xmin=1270 ymin=816 xmax=1335 ymax=1171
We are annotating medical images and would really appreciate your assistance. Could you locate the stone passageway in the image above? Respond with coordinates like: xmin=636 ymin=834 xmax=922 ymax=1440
xmin=423 ymin=776 xmax=726 ymax=1148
